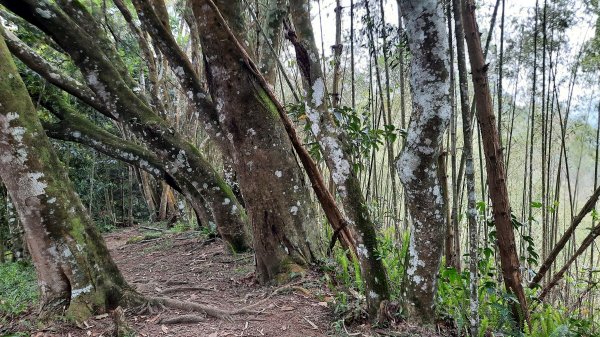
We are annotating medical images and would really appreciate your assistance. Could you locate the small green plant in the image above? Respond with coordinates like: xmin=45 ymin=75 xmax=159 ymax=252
xmin=0 ymin=261 xmax=39 ymax=320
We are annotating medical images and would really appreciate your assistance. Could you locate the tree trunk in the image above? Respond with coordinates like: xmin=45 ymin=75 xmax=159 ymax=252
xmin=2 ymin=0 xmax=252 ymax=252
xmin=452 ymin=0 xmax=479 ymax=333
xmin=41 ymin=102 xmax=249 ymax=252
xmin=461 ymin=0 xmax=530 ymax=327
xmin=396 ymin=0 xmax=452 ymax=323
xmin=0 ymin=30 xmax=139 ymax=320
xmin=190 ymin=0 xmax=322 ymax=282
xmin=286 ymin=0 xmax=390 ymax=317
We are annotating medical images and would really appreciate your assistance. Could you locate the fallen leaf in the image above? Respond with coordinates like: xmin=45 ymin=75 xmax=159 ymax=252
xmin=161 ymin=325 xmax=168 ymax=333
xmin=318 ymin=302 xmax=328 ymax=307
xmin=280 ymin=306 xmax=295 ymax=311
xmin=94 ymin=313 xmax=109 ymax=320
xmin=208 ymin=332 xmax=218 ymax=337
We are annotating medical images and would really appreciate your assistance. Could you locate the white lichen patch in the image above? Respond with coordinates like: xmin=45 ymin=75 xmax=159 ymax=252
xmin=319 ymin=137 xmax=350 ymax=192
xmin=222 ymin=198 xmax=231 ymax=205
xmin=356 ymin=243 xmax=368 ymax=258
xmin=290 ymin=206 xmax=299 ymax=215
xmin=19 ymin=172 xmax=47 ymax=197
xmin=35 ymin=7 xmax=53 ymax=19
xmin=311 ymin=77 xmax=325 ymax=107
xmin=274 ymin=170 xmax=283 ymax=178
xmin=397 ymin=151 xmax=420 ymax=183
xmin=71 ymin=284 xmax=93 ymax=299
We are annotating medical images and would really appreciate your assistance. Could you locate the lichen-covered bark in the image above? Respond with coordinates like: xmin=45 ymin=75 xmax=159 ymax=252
xmin=41 ymin=100 xmax=250 ymax=252
xmin=0 ymin=30 xmax=139 ymax=320
xmin=287 ymin=0 xmax=390 ymax=317
xmin=191 ymin=0 xmax=322 ymax=282
xmin=396 ymin=0 xmax=452 ymax=323
xmin=1 ymin=0 xmax=252 ymax=252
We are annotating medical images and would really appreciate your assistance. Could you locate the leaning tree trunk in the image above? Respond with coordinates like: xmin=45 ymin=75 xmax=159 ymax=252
xmin=1 ymin=0 xmax=253 ymax=253
xmin=40 ymin=96 xmax=249 ymax=252
xmin=0 ymin=30 xmax=139 ymax=320
xmin=462 ymin=0 xmax=530 ymax=327
xmin=287 ymin=0 xmax=390 ymax=317
xmin=396 ymin=0 xmax=452 ymax=324
xmin=190 ymin=0 xmax=323 ymax=282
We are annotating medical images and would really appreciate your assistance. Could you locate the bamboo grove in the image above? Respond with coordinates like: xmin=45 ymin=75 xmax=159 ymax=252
xmin=0 ymin=0 xmax=599 ymax=335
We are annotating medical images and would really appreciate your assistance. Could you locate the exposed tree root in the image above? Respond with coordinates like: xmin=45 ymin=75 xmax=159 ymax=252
xmin=156 ymin=280 xmax=312 ymax=324
xmin=148 ymin=297 xmax=260 ymax=319
xmin=159 ymin=314 xmax=205 ymax=324
xmin=160 ymin=286 xmax=213 ymax=294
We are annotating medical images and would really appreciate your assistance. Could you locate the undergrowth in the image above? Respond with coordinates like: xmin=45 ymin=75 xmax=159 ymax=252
xmin=325 ymin=207 xmax=598 ymax=336
xmin=0 ymin=261 xmax=38 ymax=321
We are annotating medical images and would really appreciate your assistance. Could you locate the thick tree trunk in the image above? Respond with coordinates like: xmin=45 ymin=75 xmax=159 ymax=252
xmin=190 ymin=0 xmax=322 ymax=282
xmin=396 ymin=0 xmax=452 ymax=323
xmin=0 ymin=30 xmax=139 ymax=320
xmin=461 ymin=0 xmax=530 ymax=327
xmin=286 ymin=0 xmax=390 ymax=317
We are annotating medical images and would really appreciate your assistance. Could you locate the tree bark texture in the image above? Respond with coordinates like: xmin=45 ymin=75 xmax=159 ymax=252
xmin=396 ymin=0 xmax=452 ymax=323
xmin=1 ymin=0 xmax=252 ymax=252
xmin=191 ymin=0 xmax=323 ymax=282
xmin=287 ymin=0 xmax=390 ymax=317
xmin=0 ymin=29 xmax=138 ymax=320
xmin=461 ymin=0 xmax=530 ymax=327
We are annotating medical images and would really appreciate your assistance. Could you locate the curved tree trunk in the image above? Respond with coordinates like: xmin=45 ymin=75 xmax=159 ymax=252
xmin=41 ymin=100 xmax=250 ymax=252
xmin=396 ymin=0 xmax=452 ymax=323
xmin=190 ymin=0 xmax=323 ymax=282
xmin=1 ymin=0 xmax=252 ymax=252
xmin=0 ymin=29 xmax=140 ymax=320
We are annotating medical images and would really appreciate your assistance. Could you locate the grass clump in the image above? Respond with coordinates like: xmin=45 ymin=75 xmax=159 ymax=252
xmin=0 ymin=261 xmax=39 ymax=320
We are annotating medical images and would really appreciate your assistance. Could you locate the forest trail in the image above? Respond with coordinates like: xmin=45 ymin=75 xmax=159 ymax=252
xmin=68 ymin=227 xmax=331 ymax=337
xmin=9 ymin=226 xmax=445 ymax=337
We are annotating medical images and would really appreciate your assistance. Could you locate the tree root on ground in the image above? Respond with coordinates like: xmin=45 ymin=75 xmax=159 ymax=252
xmin=159 ymin=314 xmax=206 ymax=324
xmin=160 ymin=286 xmax=213 ymax=294
xmin=157 ymin=279 xmax=312 ymax=324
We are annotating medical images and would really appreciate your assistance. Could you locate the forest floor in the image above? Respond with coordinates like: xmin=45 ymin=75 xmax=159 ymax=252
xmin=6 ymin=226 xmax=445 ymax=337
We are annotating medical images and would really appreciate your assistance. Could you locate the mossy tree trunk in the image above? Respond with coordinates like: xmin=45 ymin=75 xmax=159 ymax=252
xmin=190 ymin=0 xmax=323 ymax=282
xmin=0 ymin=29 xmax=139 ymax=320
xmin=1 ymin=0 xmax=252 ymax=252
xmin=40 ymin=97 xmax=249 ymax=251
xmin=396 ymin=0 xmax=452 ymax=324
xmin=286 ymin=0 xmax=390 ymax=317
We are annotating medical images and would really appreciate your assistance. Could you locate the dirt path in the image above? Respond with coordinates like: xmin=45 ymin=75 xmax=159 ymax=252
xmin=11 ymin=227 xmax=444 ymax=337
xmin=99 ymin=228 xmax=333 ymax=336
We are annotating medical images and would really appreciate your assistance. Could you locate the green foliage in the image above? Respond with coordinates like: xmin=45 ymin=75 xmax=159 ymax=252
xmin=0 ymin=262 xmax=38 ymax=320
xmin=435 ymin=208 xmax=596 ymax=336
xmin=286 ymin=103 xmax=398 ymax=172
